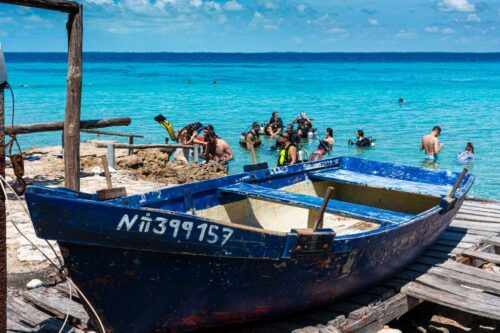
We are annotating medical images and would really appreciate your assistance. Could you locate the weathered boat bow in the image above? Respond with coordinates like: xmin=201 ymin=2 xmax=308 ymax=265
xmin=25 ymin=156 xmax=474 ymax=332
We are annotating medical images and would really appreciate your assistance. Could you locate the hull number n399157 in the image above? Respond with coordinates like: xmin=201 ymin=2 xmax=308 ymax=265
xmin=116 ymin=213 xmax=234 ymax=246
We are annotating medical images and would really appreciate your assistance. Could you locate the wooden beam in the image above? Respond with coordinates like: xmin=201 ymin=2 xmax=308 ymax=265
xmin=0 ymin=86 xmax=6 ymax=333
xmin=64 ymin=5 xmax=83 ymax=190
xmin=5 ymin=117 xmax=131 ymax=135
xmin=95 ymin=143 xmax=194 ymax=149
xmin=81 ymin=128 xmax=143 ymax=138
xmin=0 ymin=0 xmax=80 ymax=13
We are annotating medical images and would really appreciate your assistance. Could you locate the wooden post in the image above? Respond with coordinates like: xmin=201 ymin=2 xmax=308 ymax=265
xmin=312 ymin=186 xmax=334 ymax=230
xmin=107 ymin=144 xmax=115 ymax=169
xmin=100 ymin=155 xmax=113 ymax=189
xmin=63 ymin=4 xmax=82 ymax=190
xmin=128 ymin=136 xmax=133 ymax=155
xmin=0 ymin=85 xmax=6 ymax=333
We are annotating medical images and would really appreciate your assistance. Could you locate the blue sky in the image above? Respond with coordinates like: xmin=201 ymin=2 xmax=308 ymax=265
xmin=0 ymin=0 xmax=499 ymax=52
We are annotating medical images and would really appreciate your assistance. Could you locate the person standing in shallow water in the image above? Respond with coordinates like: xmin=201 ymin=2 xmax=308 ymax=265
xmin=204 ymin=131 xmax=233 ymax=164
xmin=420 ymin=126 xmax=444 ymax=161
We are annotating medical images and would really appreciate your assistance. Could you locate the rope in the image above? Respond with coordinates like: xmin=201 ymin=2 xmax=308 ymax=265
xmin=0 ymin=175 xmax=106 ymax=333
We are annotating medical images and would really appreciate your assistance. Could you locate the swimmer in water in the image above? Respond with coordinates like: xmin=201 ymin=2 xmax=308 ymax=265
xmin=399 ymin=97 xmax=404 ymax=104
xmin=420 ymin=126 xmax=444 ymax=161
xmin=456 ymin=142 xmax=474 ymax=161
xmin=348 ymin=130 xmax=371 ymax=147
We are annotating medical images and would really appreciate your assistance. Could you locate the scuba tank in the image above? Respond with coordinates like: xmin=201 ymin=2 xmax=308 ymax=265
xmin=307 ymin=131 xmax=314 ymax=140
xmin=298 ymin=149 xmax=305 ymax=162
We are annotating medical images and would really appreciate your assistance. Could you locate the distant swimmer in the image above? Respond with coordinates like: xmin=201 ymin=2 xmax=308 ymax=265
xmin=213 ymin=80 xmax=218 ymax=85
xmin=399 ymin=97 xmax=404 ymax=104
xmin=420 ymin=126 xmax=444 ymax=160
xmin=348 ymin=130 xmax=373 ymax=147
xmin=456 ymin=142 xmax=474 ymax=161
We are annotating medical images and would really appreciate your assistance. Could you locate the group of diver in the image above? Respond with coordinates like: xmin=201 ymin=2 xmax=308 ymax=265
xmin=240 ymin=111 xmax=374 ymax=167
xmin=155 ymin=112 xmax=475 ymax=169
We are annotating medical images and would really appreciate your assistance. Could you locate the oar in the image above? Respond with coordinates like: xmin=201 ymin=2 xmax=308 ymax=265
xmin=439 ymin=168 xmax=468 ymax=212
xmin=312 ymin=186 xmax=334 ymax=230
xmin=96 ymin=155 xmax=127 ymax=201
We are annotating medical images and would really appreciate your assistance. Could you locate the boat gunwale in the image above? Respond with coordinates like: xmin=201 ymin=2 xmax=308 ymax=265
xmin=109 ymin=156 xmax=473 ymax=208
xmin=25 ymin=170 xmax=473 ymax=242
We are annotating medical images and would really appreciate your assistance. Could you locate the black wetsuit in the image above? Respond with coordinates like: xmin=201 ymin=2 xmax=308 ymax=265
xmin=356 ymin=137 xmax=371 ymax=147
xmin=265 ymin=117 xmax=283 ymax=135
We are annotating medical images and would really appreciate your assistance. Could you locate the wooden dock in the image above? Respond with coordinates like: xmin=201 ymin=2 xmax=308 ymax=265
xmin=7 ymin=199 xmax=500 ymax=333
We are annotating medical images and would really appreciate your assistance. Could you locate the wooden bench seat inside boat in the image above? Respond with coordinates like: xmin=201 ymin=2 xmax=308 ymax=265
xmin=194 ymin=183 xmax=415 ymax=234
xmin=309 ymin=169 xmax=452 ymax=197
xmin=219 ymin=183 xmax=412 ymax=224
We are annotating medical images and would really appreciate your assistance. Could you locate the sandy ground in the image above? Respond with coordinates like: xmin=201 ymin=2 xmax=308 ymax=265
xmin=6 ymin=140 xmax=227 ymax=276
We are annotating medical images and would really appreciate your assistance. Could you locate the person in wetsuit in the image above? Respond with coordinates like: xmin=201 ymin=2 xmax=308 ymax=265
xmin=293 ymin=113 xmax=314 ymax=138
xmin=265 ymin=111 xmax=283 ymax=137
xmin=349 ymin=129 xmax=372 ymax=147
xmin=277 ymin=132 xmax=297 ymax=166
xmin=245 ymin=122 xmax=262 ymax=150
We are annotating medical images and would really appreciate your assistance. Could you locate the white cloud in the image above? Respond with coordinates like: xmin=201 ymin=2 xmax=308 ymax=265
xmin=424 ymin=25 xmax=455 ymax=34
xmin=436 ymin=0 xmax=475 ymax=12
xmin=326 ymin=27 xmax=347 ymax=34
xmin=263 ymin=1 xmax=279 ymax=10
xmin=205 ymin=1 xmax=222 ymax=12
xmin=190 ymin=0 xmax=203 ymax=8
xmin=250 ymin=11 xmax=280 ymax=30
xmin=368 ymin=18 xmax=379 ymax=26
xmin=296 ymin=4 xmax=306 ymax=12
xmin=223 ymin=0 xmax=243 ymax=11
xmin=424 ymin=26 xmax=440 ymax=32
xmin=250 ymin=11 xmax=264 ymax=28
xmin=292 ymin=36 xmax=303 ymax=44
xmin=396 ymin=29 xmax=416 ymax=38
xmin=466 ymin=13 xmax=481 ymax=22
xmin=85 ymin=0 xmax=114 ymax=5
xmin=441 ymin=27 xmax=455 ymax=34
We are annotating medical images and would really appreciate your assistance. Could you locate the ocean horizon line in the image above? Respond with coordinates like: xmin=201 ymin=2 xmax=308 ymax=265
xmin=5 ymin=51 xmax=500 ymax=54
xmin=4 ymin=51 xmax=500 ymax=63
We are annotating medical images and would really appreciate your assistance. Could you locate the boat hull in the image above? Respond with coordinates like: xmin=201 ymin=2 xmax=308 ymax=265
xmin=60 ymin=199 xmax=461 ymax=332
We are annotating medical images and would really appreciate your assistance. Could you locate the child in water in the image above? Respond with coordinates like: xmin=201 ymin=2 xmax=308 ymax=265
xmin=456 ymin=142 xmax=475 ymax=161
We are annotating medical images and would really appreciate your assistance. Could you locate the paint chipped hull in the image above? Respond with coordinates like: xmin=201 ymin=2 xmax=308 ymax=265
xmin=25 ymin=157 xmax=474 ymax=332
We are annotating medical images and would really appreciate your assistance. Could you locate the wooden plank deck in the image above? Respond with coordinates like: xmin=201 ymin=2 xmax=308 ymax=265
xmin=7 ymin=199 xmax=500 ymax=333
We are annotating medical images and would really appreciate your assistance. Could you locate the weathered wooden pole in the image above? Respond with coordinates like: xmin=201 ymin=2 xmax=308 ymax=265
xmin=64 ymin=4 xmax=83 ymax=190
xmin=0 ymin=85 xmax=6 ymax=333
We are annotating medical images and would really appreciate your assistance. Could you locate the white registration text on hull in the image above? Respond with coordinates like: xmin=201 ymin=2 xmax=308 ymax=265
xmin=116 ymin=213 xmax=234 ymax=246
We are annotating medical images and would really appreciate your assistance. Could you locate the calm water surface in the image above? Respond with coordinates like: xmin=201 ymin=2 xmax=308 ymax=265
xmin=4 ymin=53 xmax=500 ymax=199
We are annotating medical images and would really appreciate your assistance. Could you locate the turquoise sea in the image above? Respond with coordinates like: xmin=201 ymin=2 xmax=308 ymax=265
xmin=3 ymin=53 xmax=500 ymax=199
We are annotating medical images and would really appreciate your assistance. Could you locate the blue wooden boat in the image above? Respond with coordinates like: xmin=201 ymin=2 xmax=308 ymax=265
xmin=25 ymin=157 xmax=473 ymax=332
